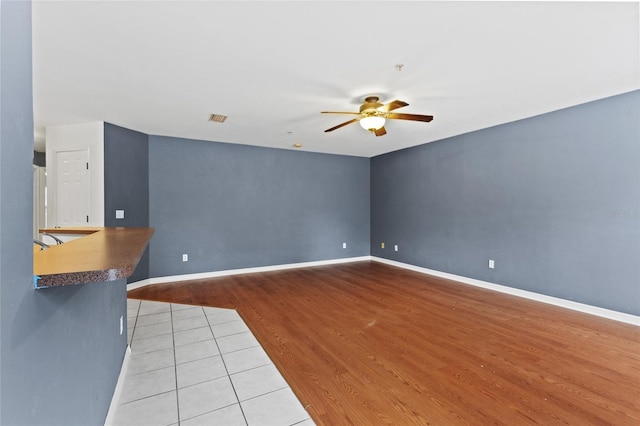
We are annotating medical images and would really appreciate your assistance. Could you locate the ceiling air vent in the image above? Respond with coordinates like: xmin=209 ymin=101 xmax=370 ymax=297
xmin=208 ymin=114 xmax=228 ymax=123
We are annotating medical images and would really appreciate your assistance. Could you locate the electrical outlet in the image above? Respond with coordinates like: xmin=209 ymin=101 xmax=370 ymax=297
xmin=394 ymin=245 xmax=398 ymax=252
xmin=342 ymin=242 xmax=347 ymax=249
xmin=488 ymin=259 xmax=495 ymax=269
xmin=115 ymin=209 xmax=125 ymax=219
xmin=182 ymin=254 xmax=188 ymax=262
xmin=381 ymin=242 xmax=385 ymax=249
xmin=119 ymin=315 xmax=123 ymax=335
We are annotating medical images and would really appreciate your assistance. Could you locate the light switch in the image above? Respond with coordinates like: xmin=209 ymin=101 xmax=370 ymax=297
xmin=115 ymin=210 xmax=125 ymax=219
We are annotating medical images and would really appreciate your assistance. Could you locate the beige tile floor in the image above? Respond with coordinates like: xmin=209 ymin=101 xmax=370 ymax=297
xmin=108 ymin=299 xmax=315 ymax=426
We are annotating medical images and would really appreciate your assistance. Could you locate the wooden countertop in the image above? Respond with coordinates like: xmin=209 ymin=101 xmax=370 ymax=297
xmin=34 ymin=227 xmax=154 ymax=288
xmin=40 ymin=226 xmax=105 ymax=235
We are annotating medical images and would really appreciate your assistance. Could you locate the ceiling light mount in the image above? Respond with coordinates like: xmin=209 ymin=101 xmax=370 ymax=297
xmin=359 ymin=96 xmax=384 ymax=113
xmin=353 ymin=93 xmax=389 ymax=105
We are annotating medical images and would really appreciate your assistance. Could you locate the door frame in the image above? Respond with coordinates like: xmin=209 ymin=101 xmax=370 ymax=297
xmin=33 ymin=165 xmax=47 ymax=239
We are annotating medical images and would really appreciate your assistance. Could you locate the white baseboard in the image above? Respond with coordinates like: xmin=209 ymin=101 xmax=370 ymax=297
xmin=126 ymin=256 xmax=371 ymax=291
xmin=127 ymin=278 xmax=151 ymax=291
xmin=104 ymin=345 xmax=132 ymax=426
xmin=372 ymin=256 xmax=640 ymax=326
xmin=127 ymin=255 xmax=638 ymax=326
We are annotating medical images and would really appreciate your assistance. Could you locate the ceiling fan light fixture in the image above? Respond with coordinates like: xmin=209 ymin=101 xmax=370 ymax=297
xmin=321 ymin=97 xmax=432 ymax=136
xmin=359 ymin=116 xmax=385 ymax=131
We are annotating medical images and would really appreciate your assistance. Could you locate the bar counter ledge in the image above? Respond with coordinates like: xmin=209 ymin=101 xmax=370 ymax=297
xmin=34 ymin=227 xmax=153 ymax=289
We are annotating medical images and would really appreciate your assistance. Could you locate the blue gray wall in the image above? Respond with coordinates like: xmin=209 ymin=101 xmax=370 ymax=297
xmin=2 ymin=279 xmax=128 ymax=426
xmin=149 ymin=136 xmax=370 ymax=277
xmin=104 ymin=122 xmax=150 ymax=282
xmin=0 ymin=3 xmax=128 ymax=424
xmin=371 ymin=90 xmax=640 ymax=315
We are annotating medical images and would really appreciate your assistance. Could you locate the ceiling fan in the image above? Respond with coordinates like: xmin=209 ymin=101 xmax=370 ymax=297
xmin=322 ymin=96 xmax=433 ymax=136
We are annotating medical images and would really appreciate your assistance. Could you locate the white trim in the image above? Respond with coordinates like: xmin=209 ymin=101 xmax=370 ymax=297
xmin=127 ymin=278 xmax=152 ymax=291
xmin=46 ymin=121 xmax=105 ymax=227
xmin=372 ymin=257 xmax=640 ymax=326
xmin=104 ymin=345 xmax=131 ymax=426
xmin=33 ymin=165 xmax=46 ymax=239
xmin=127 ymin=255 xmax=639 ymax=326
xmin=126 ymin=256 xmax=371 ymax=291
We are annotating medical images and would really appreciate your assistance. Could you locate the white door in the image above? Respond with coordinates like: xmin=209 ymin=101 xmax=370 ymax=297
xmin=55 ymin=149 xmax=90 ymax=227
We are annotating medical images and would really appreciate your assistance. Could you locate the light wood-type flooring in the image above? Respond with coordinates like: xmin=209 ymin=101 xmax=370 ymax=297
xmin=129 ymin=261 xmax=640 ymax=425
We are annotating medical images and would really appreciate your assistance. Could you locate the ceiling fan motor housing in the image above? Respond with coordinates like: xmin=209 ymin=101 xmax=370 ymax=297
xmin=360 ymin=96 xmax=384 ymax=114
xmin=321 ymin=96 xmax=432 ymax=136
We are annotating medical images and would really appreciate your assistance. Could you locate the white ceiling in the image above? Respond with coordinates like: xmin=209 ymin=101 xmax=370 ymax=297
xmin=33 ymin=1 xmax=639 ymax=157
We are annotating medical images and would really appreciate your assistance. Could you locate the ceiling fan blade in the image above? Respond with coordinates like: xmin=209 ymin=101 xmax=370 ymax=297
xmin=324 ymin=118 xmax=360 ymax=132
xmin=374 ymin=126 xmax=387 ymax=137
xmin=378 ymin=100 xmax=408 ymax=112
xmin=386 ymin=112 xmax=434 ymax=122
xmin=321 ymin=111 xmax=361 ymax=115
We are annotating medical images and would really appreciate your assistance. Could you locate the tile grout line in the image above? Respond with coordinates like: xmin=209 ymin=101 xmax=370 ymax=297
xmin=129 ymin=299 xmax=141 ymax=344
xmin=116 ymin=390 xmax=176 ymax=407
xmin=125 ymin=301 xmax=313 ymax=425
xmin=177 ymin=402 xmax=240 ymax=425
xmin=206 ymin=317 xmax=244 ymax=326
xmin=227 ymin=361 xmax=276 ymax=378
xmin=204 ymin=308 xmax=250 ymax=426
xmin=239 ymin=385 xmax=292 ymax=403
xmin=169 ymin=303 xmax=181 ymax=426
xmin=214 ymin=342 xmax=261 ymax=357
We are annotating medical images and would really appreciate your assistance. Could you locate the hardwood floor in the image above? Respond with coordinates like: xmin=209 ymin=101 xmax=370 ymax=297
xmin=128 ymin=261 xmax=640 ymax=425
